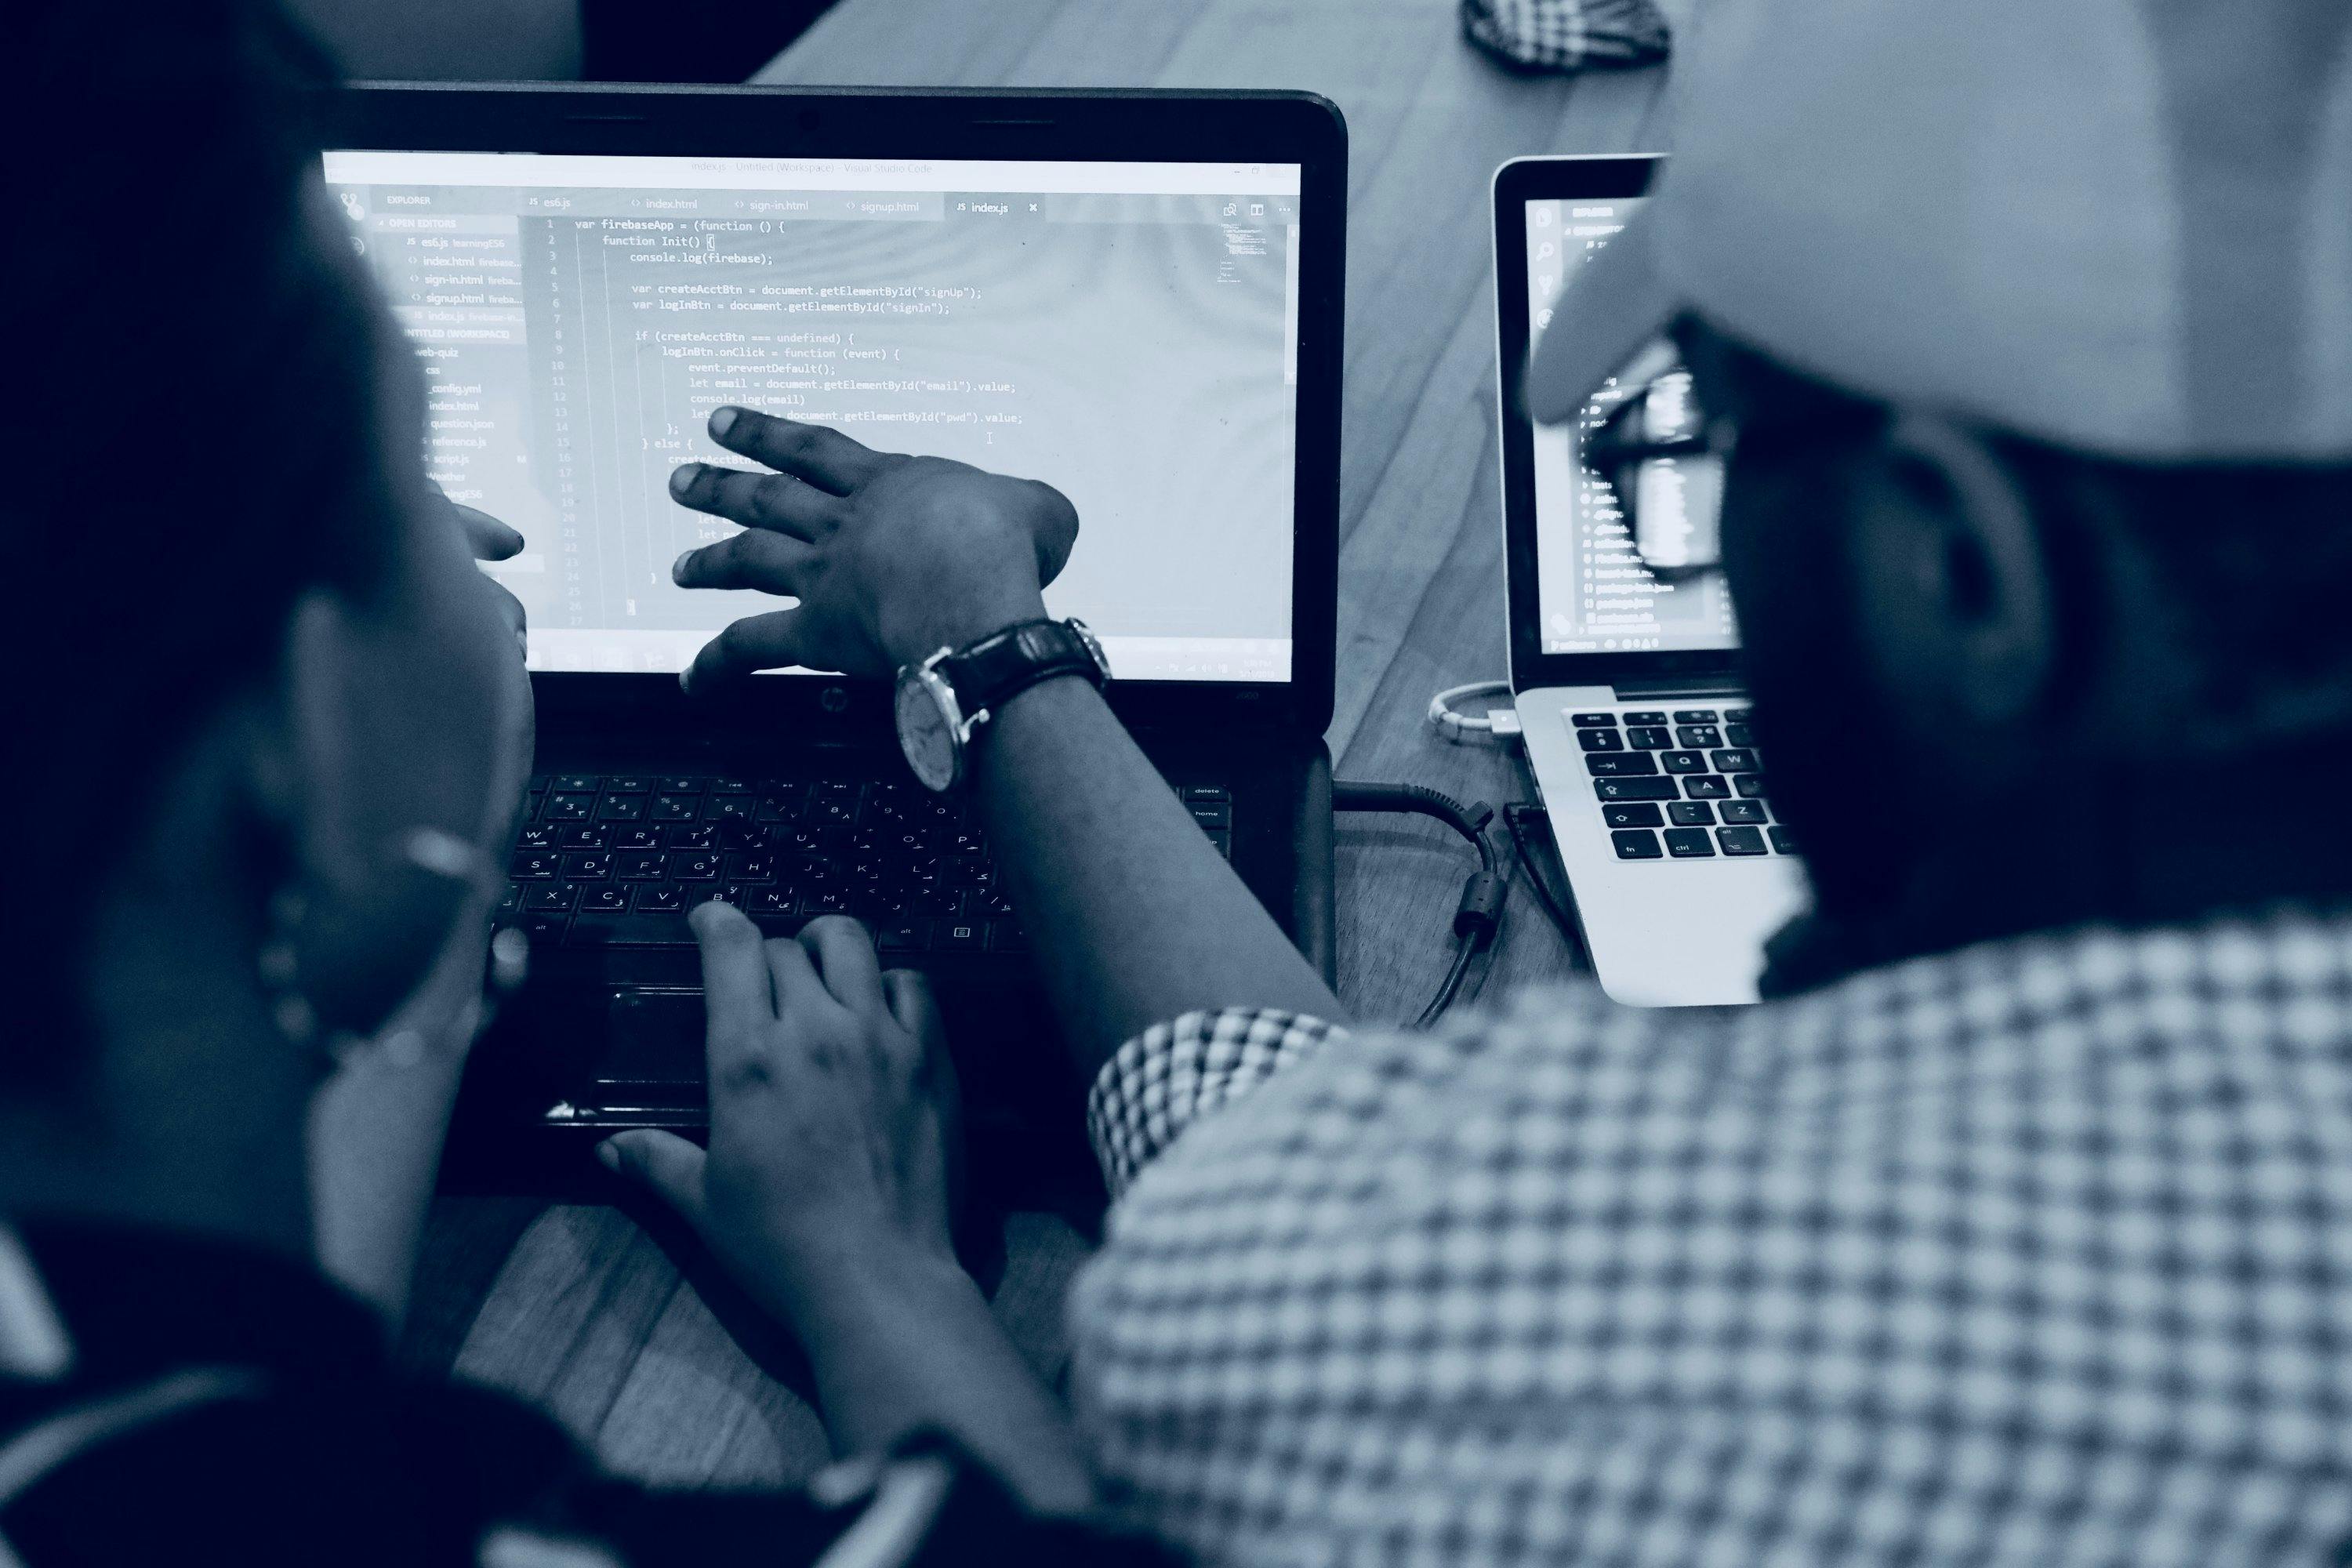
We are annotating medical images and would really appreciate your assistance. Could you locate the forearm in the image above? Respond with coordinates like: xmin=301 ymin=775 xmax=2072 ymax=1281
xmin=772 ymin=1246 xmax=1093 ymax=1515
xmin=973 ymin=675 xmax=1344 ymax=1080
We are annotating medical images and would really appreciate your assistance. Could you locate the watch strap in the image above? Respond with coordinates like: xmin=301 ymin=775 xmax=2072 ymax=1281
xmin=935 ymin=619 xmax=1105 ymax=722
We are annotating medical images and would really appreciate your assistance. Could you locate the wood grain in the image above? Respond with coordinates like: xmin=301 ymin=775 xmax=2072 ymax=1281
xmin=420 ymin=0 xmax=1671 ymax=1488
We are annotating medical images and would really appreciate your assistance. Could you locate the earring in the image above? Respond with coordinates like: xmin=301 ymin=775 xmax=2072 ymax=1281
xmin=258 ymin=827 xmax=531 ymax=1066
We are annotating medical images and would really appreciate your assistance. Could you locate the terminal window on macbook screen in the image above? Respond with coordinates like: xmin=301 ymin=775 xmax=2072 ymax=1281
xmin=325 ymin=152 xmax=1303 ymax=682
xmin=1522 ymin=194 xmax=1737 ymax=657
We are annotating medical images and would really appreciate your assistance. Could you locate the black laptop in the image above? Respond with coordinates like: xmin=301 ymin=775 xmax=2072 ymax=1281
xmin=321 ymin=85 xmax=1346 ymax=1164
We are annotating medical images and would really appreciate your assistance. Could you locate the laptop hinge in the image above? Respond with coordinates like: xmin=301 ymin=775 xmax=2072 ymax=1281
xmin=1610 ymin=676 xmax=1745 ymax=701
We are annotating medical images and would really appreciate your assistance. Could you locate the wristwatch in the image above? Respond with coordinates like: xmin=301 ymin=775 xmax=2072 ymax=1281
xmin=894 ymin=618 xmax=1111 ymax=792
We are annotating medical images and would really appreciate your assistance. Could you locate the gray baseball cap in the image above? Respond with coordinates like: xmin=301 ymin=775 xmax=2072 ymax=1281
xmin=1526 ymin=1 xmax=2352 ymax=463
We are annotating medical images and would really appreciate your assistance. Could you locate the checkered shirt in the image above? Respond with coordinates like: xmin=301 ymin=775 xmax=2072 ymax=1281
xmin=1459 ymin=0 xmax=1671 ymax=73
xmin=1072 ymin=911 xmax=2352 ymax=1567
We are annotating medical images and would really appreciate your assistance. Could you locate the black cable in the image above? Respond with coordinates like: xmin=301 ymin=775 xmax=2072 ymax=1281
xmin=1501 ymin=746 xmax=1584 ymax=956
xmin=1504 ymin=803 xmax=1585 ymax=959
xmin=1331 ymin=781 xmax=1507 ymax=1027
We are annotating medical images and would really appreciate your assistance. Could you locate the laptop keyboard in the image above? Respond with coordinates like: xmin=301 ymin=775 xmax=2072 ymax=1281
xmin=499 ymin=772 xmax=1234 ymax=954
xmin=1572 ymin=708 xmax=1799 ymax=862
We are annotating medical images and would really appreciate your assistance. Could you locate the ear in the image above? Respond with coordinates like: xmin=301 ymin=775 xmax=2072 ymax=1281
xmin=262 ymin=590 xmax=367 ymax=884
xmin=254 ymin=589 xmax=460 ymax=1044
xmin=1847 ymin=414 xmax=2058 ymax=733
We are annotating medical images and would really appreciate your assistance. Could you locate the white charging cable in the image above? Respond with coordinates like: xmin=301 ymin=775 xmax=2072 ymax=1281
xmin=1427 ymin=680 xmax=1523 ymax=743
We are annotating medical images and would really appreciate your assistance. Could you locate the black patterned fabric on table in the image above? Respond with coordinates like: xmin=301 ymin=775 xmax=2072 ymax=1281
xmin=1461 ymin=0 xmax=1670 ymax=71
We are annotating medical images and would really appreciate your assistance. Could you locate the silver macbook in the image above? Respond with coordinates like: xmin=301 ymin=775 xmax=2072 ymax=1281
xmin=1491 ymin=154 xmax=1806 ymax=1006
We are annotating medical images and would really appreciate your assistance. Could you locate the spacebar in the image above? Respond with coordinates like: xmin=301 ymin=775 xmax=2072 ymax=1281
xmin=567 ymin=913 xmax=695 ymax=947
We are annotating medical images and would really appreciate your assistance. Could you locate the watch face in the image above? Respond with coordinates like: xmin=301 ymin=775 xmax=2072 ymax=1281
xmin=895 ymin=668 xmax=960 ymax=793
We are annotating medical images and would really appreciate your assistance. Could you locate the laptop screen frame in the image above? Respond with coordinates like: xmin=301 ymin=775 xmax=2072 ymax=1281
xmin=327 ymin=83 xmax=1344 ymax=742
xmin=1492 ymin=154 xmax=1741 ymax=696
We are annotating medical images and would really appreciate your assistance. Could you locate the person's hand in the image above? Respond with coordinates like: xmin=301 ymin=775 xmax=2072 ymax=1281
xmin=599 ymin=906 xmax=964 ymax=1316
xmin=666 ymin=408 xmax=1080 ymax=688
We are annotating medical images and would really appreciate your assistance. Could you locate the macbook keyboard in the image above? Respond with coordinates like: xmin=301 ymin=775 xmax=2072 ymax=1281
xmin=1570 ymin=708 xmax=1798 ymax=862
xmin=500 ymin=772 xmax=1234 ymax=954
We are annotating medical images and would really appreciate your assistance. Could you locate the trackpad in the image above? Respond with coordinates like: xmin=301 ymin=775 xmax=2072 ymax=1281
xmin=599 ymin=988 xmax=706 ymax=1083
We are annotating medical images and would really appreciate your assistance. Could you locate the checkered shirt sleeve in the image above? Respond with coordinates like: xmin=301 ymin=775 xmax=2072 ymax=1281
xmin=1069 ymin=914 xmax=2352 ymax=1568
xmin=1460 ymin=0 xmax=1671 ymax=73
xmin=1088 ymin=1008 xmax=1348 ymax=1198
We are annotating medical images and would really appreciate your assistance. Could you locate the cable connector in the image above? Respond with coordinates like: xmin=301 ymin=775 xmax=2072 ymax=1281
xmin=1427 ymin=680 xmax=1518 ymax=745
xmin=1454 ymin=869 xmax=1507 ymax=940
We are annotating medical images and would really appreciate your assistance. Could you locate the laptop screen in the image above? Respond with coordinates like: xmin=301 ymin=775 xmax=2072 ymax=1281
xmin=325 ymin=151 xmax=1302 ymax=683
xmin=1520 ymin=195 xmax=1738 ymax=658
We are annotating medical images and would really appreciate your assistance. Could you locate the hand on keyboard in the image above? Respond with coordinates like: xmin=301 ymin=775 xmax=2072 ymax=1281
xmin=666 ymin=407 xmax=1079 ymax=686
xmin=598 ymin=906 xmax=963 ymax=1309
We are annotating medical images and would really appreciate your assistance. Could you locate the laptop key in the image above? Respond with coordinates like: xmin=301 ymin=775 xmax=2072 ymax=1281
xmin=1725 ymin=724 xmax=1755 ymax=747
xmin=1711 ymin=749 xmax=1759 ymax=774
xmin=510 ymin=851 xmax=560 ymax=880
xmin=1671 ymin=710 xmax=1718 ymax=724
xmin=1570 ymin=712 xmax=1618 ymax=728
xmin=1675 ymin=725 xmax=1723 ymax=749
xmin=1602 ymin=803 xmax=1663 ymax=829
xmin=936 ymin=919 xmax=985 ymax=953
xmin=652 ymin=794 xmax=699 ymax=822
xmin=1769 ymin=826 xmax=1798 ymax=855
xmin=1682 ymin=776 xmax=1731 ymax=800
xmin=986 ymin=918 xmax=1029 ymax=953
xmin=611 ymin=826 xmax=662 ymax=853
xmin=1660 ymin=750 xmax=1708 ymax=775
xmin=616 ymin=852 xmax=667 ymax=880
xmin=556 ymin=825 xmax=608 ymax=851
xmin=634 ymin=884 xmax=686 ymax=913
xmin=568 ymin=912 xmax=694 ymax=947
xmin=666 ymin=824 xmax=720 ymax=851
xmin=876 ymin=918 xmax=932 ymax=954
xmin=1596 ymin=777 xmax=1676 ymax=802
xmin=563 ymin=852 xmax=613 ymax=880
xmin=521 ymin=913 xmax=570 ymax=944
xmin=1733 ymin=774 xmax=1769 ymax=799
xmin=1625 ymin=726 xmax=1671 ymax=750
xmin=1726 ymin=707 xmax=1752 ymax=722
xmin=545 ymin=793 xmax=597 ymax=822
xmin=517 ymin=826 xmax=557 ymax=851
xmin=1622 ymin=711 xmax=1668 ymax=726
xmin=705 ymin=796 xmax=753 ymax=822
xmin=673 ymin=852 xmax=720 ymax=881
xmin=1184 ymin=786 xmax=1232 ymax=803
xmin=1611 ymin=829 xmax=1664 ymax=860
xmin=1718 ymin=826 xmax=1769 ymax=856
xmin=1577 ymin=728 xmax=1624 ymax=753
xmin=1719 ymin=800 xmax=1768 ymax=825
xmin=1664 ymin=828 xmax=1715 ymax=858
xmin=1668 ymin=801 xmax=1716 ymax=826
xmin=1585 ymin=753 xmax=1659 ymax=777
xmin=597 ymin=795 xmax=646 ymax=822
xmin=604 ymin=777 xmax=652 ymax=795
xmin=525 ymin=884 xmax=579 ymax=912
xmin=656 ymin=776 xmax=701 ymax=794
xmin=579 ymin=886 xmax=630 ymax=913
xmin=550 ymin=775 xmax=600 ymax=793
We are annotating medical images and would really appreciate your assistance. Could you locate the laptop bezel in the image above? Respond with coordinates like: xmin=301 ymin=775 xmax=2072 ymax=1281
xmin=1492 ymin=154 xmax=1740 ymax=696
xmin=328 ymin=83 xmax=1344 ymax=741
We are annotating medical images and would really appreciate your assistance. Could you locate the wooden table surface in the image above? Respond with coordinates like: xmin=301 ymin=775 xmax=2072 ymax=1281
xmin=413 ymin=0 xmax=1671 ymax=1488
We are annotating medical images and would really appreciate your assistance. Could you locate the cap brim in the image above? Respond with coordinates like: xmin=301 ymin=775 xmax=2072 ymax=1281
xmin=1524 ymin=209 xmax=1679 ymax=424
